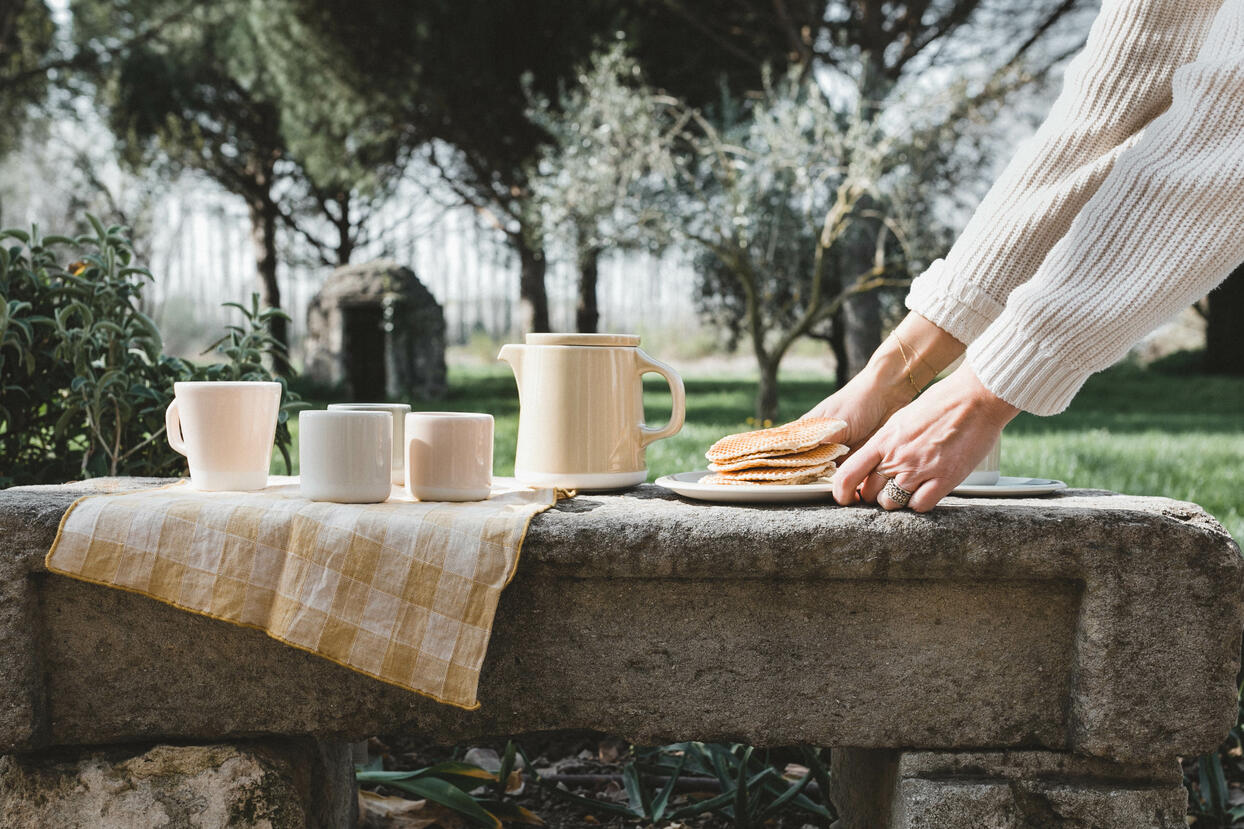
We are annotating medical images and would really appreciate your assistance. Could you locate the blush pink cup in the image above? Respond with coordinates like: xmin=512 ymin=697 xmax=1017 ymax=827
xmin=405 ymin=412 xmax=493 ymax=502
xmin=164 ymin=381 xmax=281 ymax=491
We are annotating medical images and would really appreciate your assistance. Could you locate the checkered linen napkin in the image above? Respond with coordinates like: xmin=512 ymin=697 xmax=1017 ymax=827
xmin=45 ymin=476 xmax=558 ymax=709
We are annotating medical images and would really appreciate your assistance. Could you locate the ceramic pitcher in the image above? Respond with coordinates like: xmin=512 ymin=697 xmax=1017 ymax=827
xmin=498 ymin=333 xmax=685 ymax=490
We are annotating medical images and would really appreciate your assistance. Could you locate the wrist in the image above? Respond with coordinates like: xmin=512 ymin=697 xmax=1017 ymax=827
xmin=858 ymin=348 xmax=920 ymax=413
xmin=893 ymin=313 xmax=965 ymax=379
xmin=848 ymin=313 xmax=969 ymax=415
xmin=957 ymin=364 xmax=1021 ymax=426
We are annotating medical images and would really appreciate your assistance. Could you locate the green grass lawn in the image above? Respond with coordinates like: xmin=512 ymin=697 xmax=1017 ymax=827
xmin=279 ymin=354 xmax=1244 ymax=542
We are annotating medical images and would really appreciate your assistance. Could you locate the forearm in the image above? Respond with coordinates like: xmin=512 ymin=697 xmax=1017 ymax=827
xmin=968 ymin=3 xmax=1244 ymax=415
xmin=907 ymin=0 xmax=1223 ymax=345
xmin=857 ymin=312 xmax=965 ymax=412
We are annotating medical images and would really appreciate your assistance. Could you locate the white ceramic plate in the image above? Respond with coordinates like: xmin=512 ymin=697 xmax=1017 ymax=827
xmin=655 ymin=470 xmax=836 ymax=504
xmin=951 ymin=476 xmax=1067 ymax=497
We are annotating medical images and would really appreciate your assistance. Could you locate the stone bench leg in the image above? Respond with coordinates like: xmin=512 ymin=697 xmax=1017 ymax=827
xmin=832 ymin=748 xmax=1188 ymax=829
xmin=0 ymin=737 xmax=358 ymax=828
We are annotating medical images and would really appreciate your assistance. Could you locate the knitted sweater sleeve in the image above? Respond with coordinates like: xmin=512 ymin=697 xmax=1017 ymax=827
xmin=967 ymin=1 xmax=1244 ymax=415
xmin=905 ymin=0 xmax=1223 ymax=346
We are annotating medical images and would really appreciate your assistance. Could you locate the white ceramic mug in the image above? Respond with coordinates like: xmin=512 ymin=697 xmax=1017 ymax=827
xmin=963 ymin=436 xmax=1002 ymax=486
xmin=165 ymin=381 xmax=282 ymax=491
xmin=405 ymin=412 xmax=493 ymax=502
xmin=299 ymin=411 xmax=392 ymax=503
xmin=326 ymin=403 xmax=411 ymax=485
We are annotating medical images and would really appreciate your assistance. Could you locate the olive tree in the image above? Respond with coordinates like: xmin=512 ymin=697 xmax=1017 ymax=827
xmin=660 ymin=79 xmax=914 ymax=421
xmin=527 ymin=46 xmax=679 ymax=333
xmin=533 ymin=50 xmax=914 ymax=420
xmin=680 ymin=0 xmax=1093 ymax=378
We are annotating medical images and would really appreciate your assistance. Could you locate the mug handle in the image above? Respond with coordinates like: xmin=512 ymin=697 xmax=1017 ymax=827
xmin=636 ymin=349 xmax=686 ymax=448
xmin=165 ymin=398 xmax=188 ymax=456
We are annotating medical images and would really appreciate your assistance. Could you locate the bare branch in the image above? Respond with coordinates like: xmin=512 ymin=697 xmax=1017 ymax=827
xmin=425 ymin=143 xmax=522 ymax=239
xmin=271 ymin=199 xmax=335 ymax=267
xmin=655 ymin=0 xmax=767 ymax=68
xmin=1001 ymin=0 xmax=1084 ymax=72
xmin=890 ymin=0 xmax=981 ymax=77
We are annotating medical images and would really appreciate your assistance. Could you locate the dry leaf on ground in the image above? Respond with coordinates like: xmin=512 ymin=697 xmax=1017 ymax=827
xmin=782 ymin=762 xmax=810 ymax=781
xmin=359 ymin=790 xmax=466 ymax=829
xmin=597 ymin=737 xmax=627 ymax=764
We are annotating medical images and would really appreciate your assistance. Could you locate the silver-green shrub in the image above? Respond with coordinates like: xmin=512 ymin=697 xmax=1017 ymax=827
xmin=0 ymin=217 xmax=298 ymax=486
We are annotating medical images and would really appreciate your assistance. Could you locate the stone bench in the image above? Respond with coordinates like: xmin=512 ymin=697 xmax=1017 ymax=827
xmin=1 ymin=479 xmax=1241 ymax=827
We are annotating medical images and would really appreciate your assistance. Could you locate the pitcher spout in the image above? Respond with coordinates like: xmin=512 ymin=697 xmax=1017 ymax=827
xmin=497 ymin=343 xmax=523 ymax=381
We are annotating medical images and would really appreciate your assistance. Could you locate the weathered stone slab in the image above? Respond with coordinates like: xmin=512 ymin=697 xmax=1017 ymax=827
xmin=0 ymin=738 xmax=356 ymax=828
xmin=36 ymin=571 xmax=1079 ymax=752
xmin=1 ymin=480 xmax=1240 ymax=767
xmin=831 ymin=748 xmax=900 ymax=829
xmin=0 ymin=479 xmax=169 ymax=753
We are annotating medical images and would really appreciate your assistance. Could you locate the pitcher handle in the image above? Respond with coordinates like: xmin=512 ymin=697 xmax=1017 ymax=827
xmin=165 ymin=398 xmax=188 ymax=456
xmin=636 ymin=349 xmax=686 ymax=448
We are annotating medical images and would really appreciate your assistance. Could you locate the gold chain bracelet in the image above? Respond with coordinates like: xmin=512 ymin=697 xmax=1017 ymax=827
xmin=893 ymin=333 xmax=923 ymax=399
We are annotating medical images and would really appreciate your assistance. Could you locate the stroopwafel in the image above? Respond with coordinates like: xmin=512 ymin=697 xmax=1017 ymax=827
xmin=707 ymin=442 xmax=848 ymax=473
xmin=706 ymin=417 xmax=847 ymax=463
xmin=699 ymin=466 xmax=835 ymax=486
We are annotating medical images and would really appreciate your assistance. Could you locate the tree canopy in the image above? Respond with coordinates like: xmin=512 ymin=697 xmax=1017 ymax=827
xmin=0 ymin=0 xmax=56 ymax=160
xmin=278 ymin=0 xmax=826 ymax=333
xmin=70 ymin=0 xmax=420 ymax=354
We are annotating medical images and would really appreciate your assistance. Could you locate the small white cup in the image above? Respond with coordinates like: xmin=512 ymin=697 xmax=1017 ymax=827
xmin=299 ymin=411 xmax=392 ymax=503
xmin=327 ymin=403 xmax=411 ymax=485
xmin=963 ymin=436 xmax=1002 ymax=487
xmin=165 ymin=381 xmax=282 ymax=491
xmin=405 ymin=412 xmax=493 ymax=502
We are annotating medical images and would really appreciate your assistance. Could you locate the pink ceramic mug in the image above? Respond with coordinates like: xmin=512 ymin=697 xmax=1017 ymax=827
xmin=404 ymin=412 xmax=493 ymax=501
xmin=165 ymin=381 xmax=281 ymax=491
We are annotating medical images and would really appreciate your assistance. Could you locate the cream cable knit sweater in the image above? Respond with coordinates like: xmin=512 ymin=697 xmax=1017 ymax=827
xmin=905 ymin=0 xmax=1244 ymax=415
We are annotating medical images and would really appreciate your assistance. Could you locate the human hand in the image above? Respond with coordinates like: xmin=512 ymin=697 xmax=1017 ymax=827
xmin=804 ymin=312 xmax=967 ymax=452
xmin=801 ymin=370 xmax=913 ymax=451
xmin=832 ymin=364 xmax=1019 ymax=512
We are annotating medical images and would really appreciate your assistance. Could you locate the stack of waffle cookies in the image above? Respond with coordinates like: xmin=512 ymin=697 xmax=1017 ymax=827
xmin=700 ymin=417 xmax=849 ymax=486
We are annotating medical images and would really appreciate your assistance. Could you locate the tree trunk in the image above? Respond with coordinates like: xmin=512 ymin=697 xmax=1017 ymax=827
xmin=1205 ymin=262 xmax=1244 ymax=374
xmin=841 ymin=289 xmax=881 ymax=381
xmin=517 ymin=235 xmax=550 ymax=334
xmin=834 ymin=189 xmax=885 ymax=381
xmin=335 ymin=238 xmax=353 ymax=267
xmin=248 ymin=198 xmax=289 ymax=372
xmin=830 ymin=57 xmax=891 ymax=381
xmin=756 ymin=358 xmax=780 ymax=423
xmin=334 ymin=192 xmax=353 ymax=266
xmin=830 ymin=306 xmax=850 ymax=389
xmin=576 ymin=243 xmax=600 ymax=334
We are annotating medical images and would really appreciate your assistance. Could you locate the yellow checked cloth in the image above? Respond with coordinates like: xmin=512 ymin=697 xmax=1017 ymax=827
xmin=45 ymin=476 xmax=558 ymax=710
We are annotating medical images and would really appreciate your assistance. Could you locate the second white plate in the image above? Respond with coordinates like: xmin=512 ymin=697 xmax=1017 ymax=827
xmin=951 ymin=476 xmax=1067 ymax=497
xmin=657 ymin=471 xmax=1066 ymax=503
xmin=655 ymin=470 xmax=835 ymax=504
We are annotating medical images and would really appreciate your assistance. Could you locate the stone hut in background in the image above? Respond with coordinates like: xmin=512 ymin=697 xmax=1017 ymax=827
xmin=302 ymin=261 xmax=447 ymax=401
